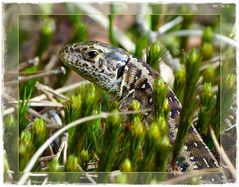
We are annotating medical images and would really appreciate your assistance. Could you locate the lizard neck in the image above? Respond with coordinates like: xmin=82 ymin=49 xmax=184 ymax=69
xmin=117 ymin=56 xmax=156 ymax=109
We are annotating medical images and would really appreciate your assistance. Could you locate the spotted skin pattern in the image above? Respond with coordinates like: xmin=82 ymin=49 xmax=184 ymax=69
xmin=60 ymin=41 xmax=224 ymax=183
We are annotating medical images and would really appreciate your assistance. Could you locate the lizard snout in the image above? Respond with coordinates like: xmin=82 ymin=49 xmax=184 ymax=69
xmin=60 ymin=45 xmax=70 ymax=55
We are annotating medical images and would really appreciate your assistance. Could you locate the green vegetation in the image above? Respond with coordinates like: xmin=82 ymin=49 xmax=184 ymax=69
xmin=172 ymin=49 xmax=201 ymax=165
xmin=147 ymin=41 xmax=165 ymax=70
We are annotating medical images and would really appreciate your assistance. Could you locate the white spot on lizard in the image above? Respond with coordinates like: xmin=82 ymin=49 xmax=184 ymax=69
xmin=141 ymin=84 xmax=146 ymax=89
xmin=193 ymin=165 xmax=198 ymax=169
xmin=203 ymin=158 xmax=210 ymax=167
xmin=149 ymin=98 xmax=153 ymax=103
xmin=184 ymin=145 xmax=188 ymax=151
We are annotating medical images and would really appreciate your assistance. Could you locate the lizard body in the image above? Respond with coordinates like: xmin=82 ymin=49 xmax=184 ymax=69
xmin=60 ymin=41 xmax=223 ymax=180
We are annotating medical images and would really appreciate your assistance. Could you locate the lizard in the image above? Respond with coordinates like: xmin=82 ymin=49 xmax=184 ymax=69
xmin=59 ymin=41 xmax=225 ymax=182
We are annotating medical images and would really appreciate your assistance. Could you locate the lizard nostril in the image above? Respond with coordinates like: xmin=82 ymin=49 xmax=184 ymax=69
xmin=69 ymin=47 xmax=74 ymax=52
xmin=61 ymin=46 xmax=69 ymax=54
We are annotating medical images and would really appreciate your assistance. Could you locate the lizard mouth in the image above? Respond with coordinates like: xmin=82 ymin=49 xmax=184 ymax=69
xmin=59 ymin=46 xmax=69 ymax=63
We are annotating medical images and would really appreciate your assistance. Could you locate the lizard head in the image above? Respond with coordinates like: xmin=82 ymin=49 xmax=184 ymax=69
xmin=60 ymin=41 xmax=129 ymax=94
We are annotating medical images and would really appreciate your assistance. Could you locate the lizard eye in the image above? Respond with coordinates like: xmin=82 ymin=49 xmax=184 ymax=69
xmin=87 ymin=50 xmax=98 ymax=58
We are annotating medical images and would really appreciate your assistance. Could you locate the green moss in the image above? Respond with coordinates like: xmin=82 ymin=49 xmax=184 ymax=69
xmin=197 ymin=83 xmax=215 ymax=136
xmin=64 ymin=84 xmax=101 ymax=158
xmin=202 ymin=27 xmax=213 ymax=43
xmin=172 ymin=49 xmax=201 ymax=163
xmin=98 ymin=109 xmax=122 ymax=171
xmin=19 ymin=85 xmax=33 ymax=134
xmin=201 ymin=64 xmax=216 ymax=83
xmin=147 ymin=42 xmax=165 ymax=70
xmin=135 ymin=35 xmax=149 ymax=58
xmin=19 ymin=130 xmax=34 ymax=171
xmin=153 ymin=77 xmax=170 ymax=119
xmin=47 ymin=158 xmax=61 ymax=172
xmin=201 ymin=42 xmax=213 ymax=60
xmin=120 ymin=158 xmax=132 ymax=172
xmin=66 ymin=155 xmax=79 ymax=171
xmin=173 ymin=66 xmax=186 ymax=102
xmin=31 ymin=118 xmax=48 ymax=149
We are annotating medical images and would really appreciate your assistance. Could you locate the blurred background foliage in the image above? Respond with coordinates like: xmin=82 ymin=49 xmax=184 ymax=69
xmin=2 ymin=2 xmax=236 ymax=184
